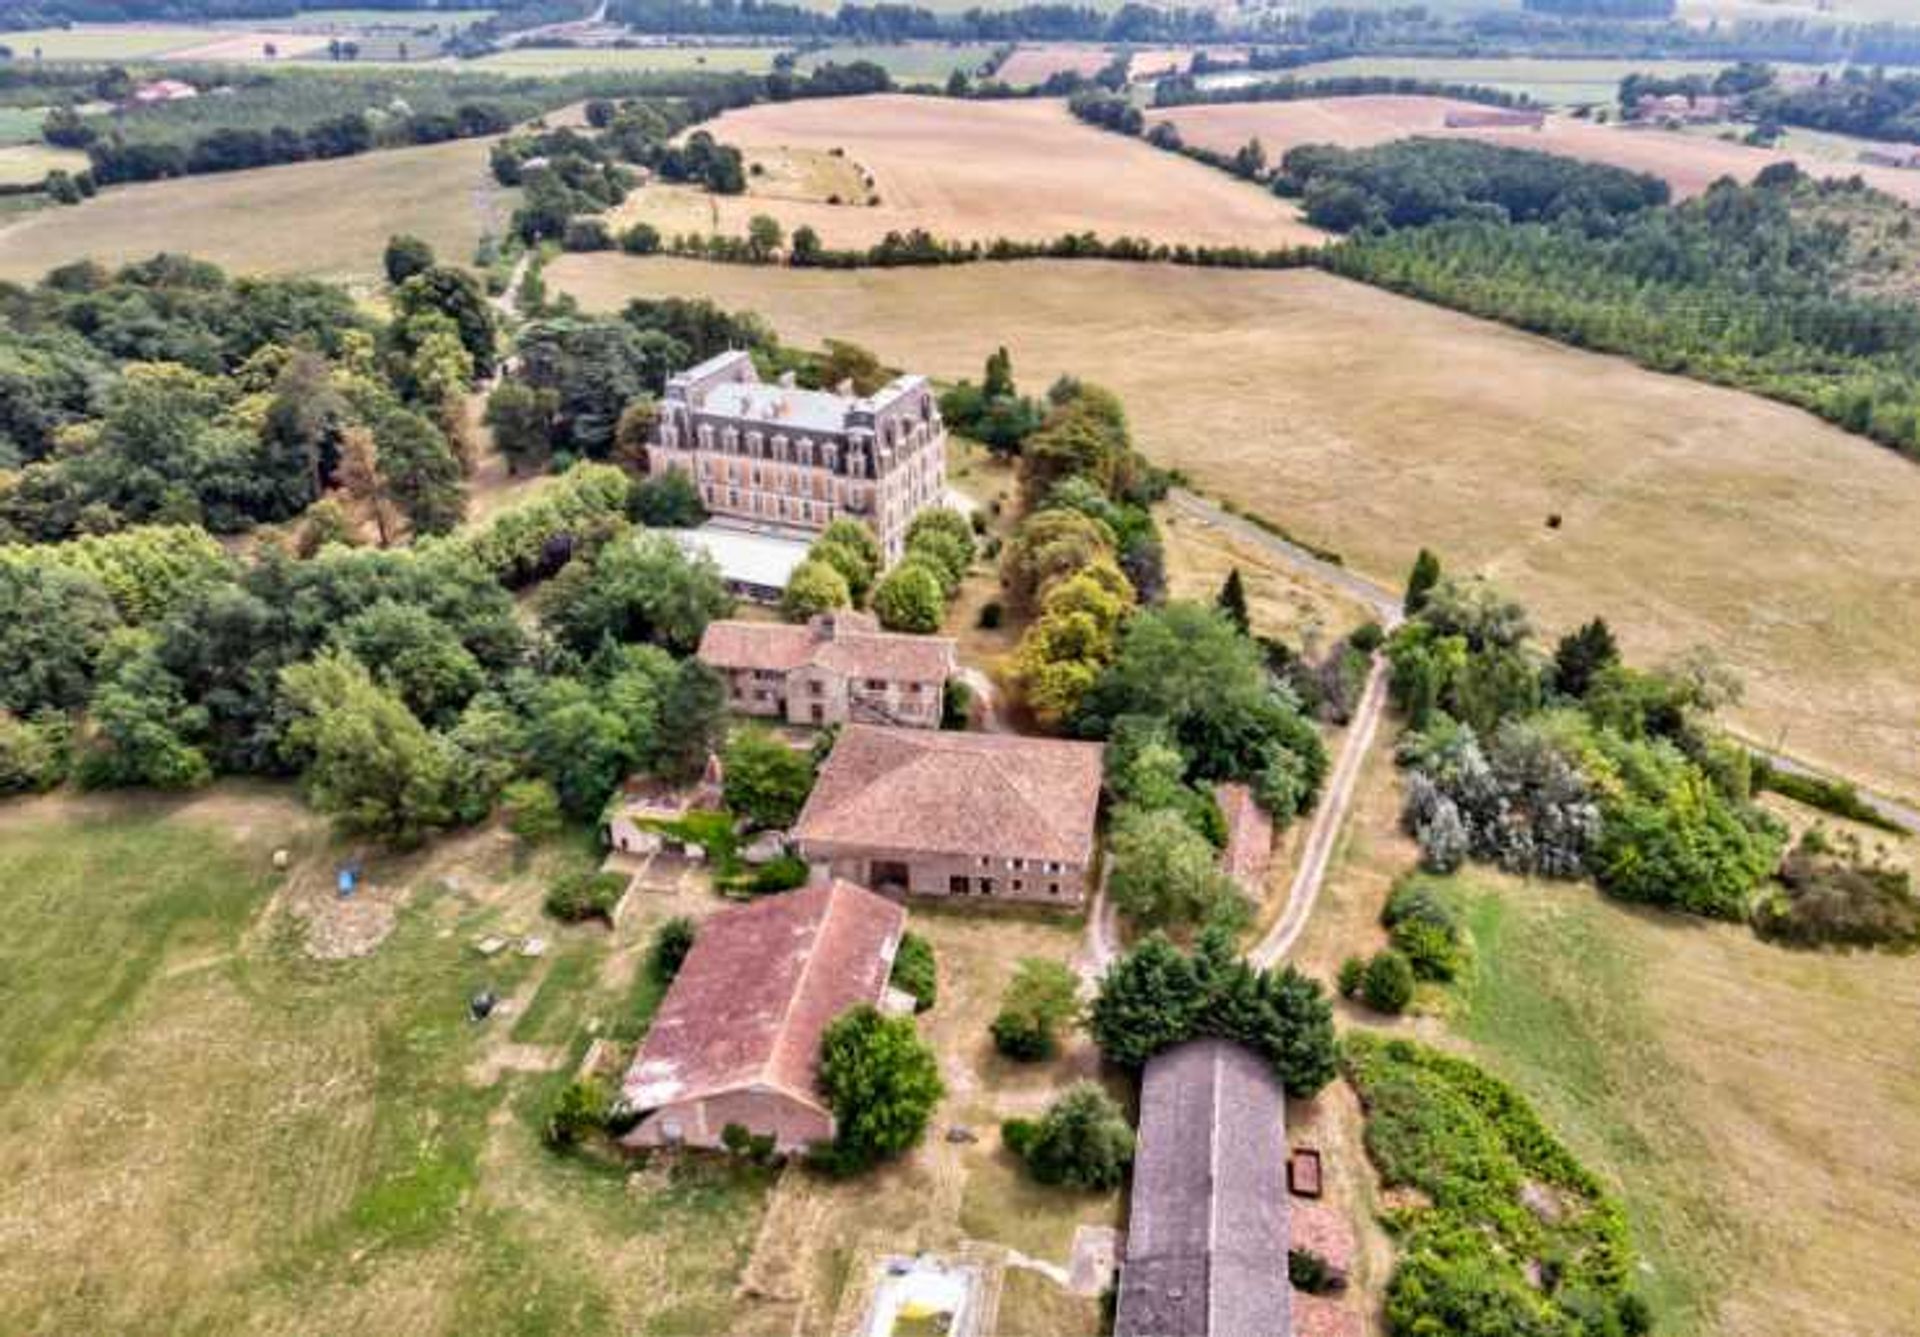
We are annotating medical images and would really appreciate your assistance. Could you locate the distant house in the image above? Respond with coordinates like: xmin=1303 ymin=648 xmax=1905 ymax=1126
xmin=699 ymin=611 xmax=956 ymax=730
xmin=1633 ymin=92 xmax=1731 ymax=124
xmin=1443 ymin=107 xmax=1545 ymax=130
xmin=793 ymin=724 xmax=1104 ymax=906
xmin=1116 ymin=1038 xmax=1292 ymax=1337
xmin=616 ymin=879 xmax=906 ymax=1152
xmin=1214 ymin=782 xmax=1274 ymax=895
xmin=129 ymin=78 xmax=198 ymax=105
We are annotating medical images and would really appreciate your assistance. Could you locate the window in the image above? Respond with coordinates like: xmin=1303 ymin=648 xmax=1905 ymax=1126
xmin=949 ymin=875 xmax=969 ymax=895
xmin=866 ymin=679 xmax=885 ymax=691
xmin=979 ymin=878 xmax=996 ymax=896
xmin=1049 ymin=882 xmax=1062 ymax=896
xmin=1011 ymin=879 xmax=1024 ymax=893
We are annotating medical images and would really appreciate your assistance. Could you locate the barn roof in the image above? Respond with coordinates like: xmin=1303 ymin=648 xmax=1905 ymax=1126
xmin=792 ymin=724 xmax=1103 ymax=866
xmin=1116 ymin=1037 xmax=1291 ymax=1337
xmin=698 ymin=612 xmax=956 ymax=683
xmin=616 ymin=880 xmax=905 ymax=1121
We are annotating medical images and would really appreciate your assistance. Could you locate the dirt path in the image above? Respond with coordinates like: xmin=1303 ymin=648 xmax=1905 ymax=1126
xmin=1249 ymin=656 xmax=1390 ymax=971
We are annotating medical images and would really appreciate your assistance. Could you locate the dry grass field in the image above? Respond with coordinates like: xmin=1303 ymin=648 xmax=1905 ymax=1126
xmin=1216 ymin=55 xmax=1750 ymax=107
xmin=1150 ymin=97 xmax=1920 ymax=204
xmin=470 ymin=44 xmax=780 ymax=74
xmin=549 ymin=255 xmax=1920 ymax=803
xmin=1147 ymin=92 xmax=1491 ymax=155
xmin=0 ymin=23 xmax=212 ymax=59
xmin=0 ymin=134 xmax=509 ymax=289
xmin=1301 ymin=753 xmax=1920 ymax=1337
xmin=0 ymin=143 xmax=89 ymax=187
xmin=992 ymin=44 xmax=1109 ymax=87
xmin=161 ymin=29 xmax=334 ymax=60
xmin=609 ymin=95 xmax=1323 ymax=250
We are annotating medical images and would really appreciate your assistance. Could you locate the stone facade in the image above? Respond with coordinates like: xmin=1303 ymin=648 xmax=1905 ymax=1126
xmin=649 ymin=349 xmax=947 ymax=565
xmin=791 ymin=726 xmax=1106 ymax=910
xmin=622 ymin=1085 xmax=835 ymax=1155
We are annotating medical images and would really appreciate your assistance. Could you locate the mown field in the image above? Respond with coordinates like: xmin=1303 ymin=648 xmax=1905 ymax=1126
xmin=0 ymin=133 xmax=509 ymax=289
xmin=611 ymin=94 xmax=1322 ymax=250
xmin=0 ymin=24 xmax=212 ymax=59
xmin=0 ymin=789 xmax=778 ymax=1337
xmin=796 ymin=42 xmax=1003 ymax=83
xmin=1294 ymin=749 xmax=1920 ymax=1337
xmin=470 ymin=44 xmax=780 ymax=74
xmin=1199 ymin=56 xmax=1778 ymax=107
xmin=548 ymin=255 xmax=1920 ymax=804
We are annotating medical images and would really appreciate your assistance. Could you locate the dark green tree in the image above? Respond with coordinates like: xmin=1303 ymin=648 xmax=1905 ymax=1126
xmin=1217 ymin=567 xmax=1250 ymax=634
xmin=1404 ymin=547 xmax=1441 ymax=616
xmin=817 ymin=1005 xmax=945 ymax=1170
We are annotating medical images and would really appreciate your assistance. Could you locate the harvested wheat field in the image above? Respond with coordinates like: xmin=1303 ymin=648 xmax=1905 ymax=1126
xmin=611 ymin=95 xmax=1323 ymax=249
xmin=1147 ymin=93 xmax=1497 ymax=155
xmin=550 ymin=254 xmax=1920 ymax=802
xmin=160 ymin=29 xmax=333 ymax=60
xmin=1448 ymin=117 xmax=1920 ymax=204
xmin=993 ymin=43 xmax=1110 ymax=87
xmin=0 ymin=135 xmax=510 ymax=289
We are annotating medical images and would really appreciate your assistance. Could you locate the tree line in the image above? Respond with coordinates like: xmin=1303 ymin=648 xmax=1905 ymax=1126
xmin=601 ymin=0 xmax=1221 ymax=44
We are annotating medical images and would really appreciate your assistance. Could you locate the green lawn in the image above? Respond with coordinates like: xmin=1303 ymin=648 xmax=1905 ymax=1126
xmin=0 ymin=143 xmax=88 ymax=187
xmin=1208 ymin=55 xmax=1827 ymax=107
xmin=0 ymin=792 xmax=773 ymax=1336
xmin=0 ymin=106 xmax=47 ymax=147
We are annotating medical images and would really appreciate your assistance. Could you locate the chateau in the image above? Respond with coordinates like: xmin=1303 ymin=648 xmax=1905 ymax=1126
xmin=649 ymin=349 xmax=948 ymax=565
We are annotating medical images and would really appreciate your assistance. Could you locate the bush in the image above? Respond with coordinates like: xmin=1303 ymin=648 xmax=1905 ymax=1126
xmin=1337 ymin=955 xmax=1365 ymax=999
xmin=780 ymin=558 xmax=852 ymax=622
xmin=546 ymin=869 xmax=627 ymax=923
xmin=544 ymin=1077 xmax=607 ymax=1148
xmin=977 ymin=600 xmax=1004 ymax=630
xmin=1382 ymin=876 xmax=1465 ymax=981
xmin=0 ymin=712 xmax=69 ymax=794
xmin=1348 ymin=620 xmax=1385 ymax=653
xmin=652 ymin=915 xmax=695 ymax=980
xmin=501 ymin=777 xmax=564 ymax=842
xmin=1751 ymin=755 xmax=1904 ymax=834
xmin=1289 ymin=1248 xmax=1342 ymax=1294
xmin=1753 ymin=830 xmax=1920 ymax=952
xmin=890 ymin=931 xmax=937 ymax=1012
xmin=1007 ymin=1083 xmax=1135 ymax=1190
xmin=941 ymin=679 xmax=973 ymax=730
xmin=991 ymin=957 xmax=1081 ymax=1061
xmin=1361 ymin=949 xmax=1415 ymax=1014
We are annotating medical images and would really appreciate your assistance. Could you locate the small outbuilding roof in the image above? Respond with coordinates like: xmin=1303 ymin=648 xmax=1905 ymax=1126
xmin=792 ymin=724 xmax=1104 ymax=867
xmin=1116 ymin=1037 xmax=1291 ymax=1337
xmin=616 ymin=879 xmax=905 ymax=1125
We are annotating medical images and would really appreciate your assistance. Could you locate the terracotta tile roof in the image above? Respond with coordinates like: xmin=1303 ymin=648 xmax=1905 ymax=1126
xmin=1214 ymin=782 xmax=1274 ymax=893
xmin=792 ymin=725 xmax=1104 ymax=867
xmin=617 ymin=880 xmax=905 ymax=1118
xmin=1117 ymin=1038 xmax=1291 ymax=1337
xmin=698 ymin=614 xmax=956 ymax=683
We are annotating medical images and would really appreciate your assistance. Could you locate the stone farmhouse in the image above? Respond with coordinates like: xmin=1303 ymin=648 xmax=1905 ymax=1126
xmin=649 ymin=349 xmax=948 ymax=566
xmin=698 ymin=611 xmax=956 ymax=730
xmin=615 ymin=879 xmax=908 ymax=1153
xmin=792 ymin=724 xmax=1104 ymax=906
xmin=1116 ymin=1037 xmax=1292 ymax=1337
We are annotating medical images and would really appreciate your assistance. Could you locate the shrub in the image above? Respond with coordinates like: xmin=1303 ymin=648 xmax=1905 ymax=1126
xmin=546 ymin=869 xmax=627 ymax=922
xmin=780 ymin=559 xmax=852 ymax=622
xmin=1289 ymin=1248 xmax=1342 ymax=1294
xmin=1348 ymin=620 xmax=1385 ymax=653
xmin=0 ymin=712 xmax=70 ymax=794
xmin=1007 ymin=1083 xmax=1135 ymax=1190
xmin=501 ymin=777 xmax=564 ymax=842
xmin=544 ymin=1077 xmax=607 ymax=1148
xmin=991 ymin=957 xmax=1080 ymax=1061
xmin=1753 ymin=830 xmax=1920 ymax=952
xmin=1361 ymin=949 xmax=1415 ymax=1013
xmin=977 ymin=600 xmax=1004 ymax=630
xmin=1382 ymin=876 xmax=1465 ymax=981
xmin=1337 ymin=955 xmax=1365 ymax=999
xmin=941 ymin=679 xmax=973 ymax=730
xmin=652 ymin=915 xmax=695 ymax=980
xmin=890 ymin=931 xmax=937 ymax=1012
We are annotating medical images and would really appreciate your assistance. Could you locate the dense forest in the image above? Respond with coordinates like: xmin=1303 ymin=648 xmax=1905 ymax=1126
xmin=1748 ymin=67 xmax=1920 ymax=144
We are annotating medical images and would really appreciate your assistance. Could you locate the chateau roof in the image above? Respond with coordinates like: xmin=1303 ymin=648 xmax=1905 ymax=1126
xmin=793 ymin=724 xmax=1103 ymax=866
xmin=616 ymin=880 xmax=904 ymax=1121
xmin=702 ymin=381 xmax=854 ymax=434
